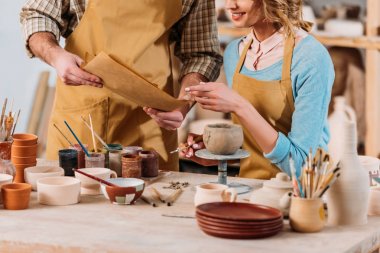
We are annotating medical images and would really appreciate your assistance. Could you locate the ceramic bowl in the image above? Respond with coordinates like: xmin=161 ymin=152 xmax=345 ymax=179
xmin=11 ymin=144 xmax=38 ymax=157
xmin=24 ymin=166 xmax=64 ymax=191
xmin=203 ymin=123 xmax=243 ymax=155
xmin=74 ymin=168 xmax=117 ymax=195
xmin=100 ymin=178 xmax=145 ymax=205
xmin=1 ymin=183 xmax=32 ymax=210
xmin=37 ymin=177 xmax=81 ymax=206
xmin=12 ymin=133 xmax=38 ymax=146
xmin=0 ymin=174 xmax=14 ymax=204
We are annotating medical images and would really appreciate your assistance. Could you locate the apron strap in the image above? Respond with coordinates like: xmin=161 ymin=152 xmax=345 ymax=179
xmin=281 ymin=35 xmax=295 ymax=81
xmin=234 ymin=38 xmax=253 ymax=75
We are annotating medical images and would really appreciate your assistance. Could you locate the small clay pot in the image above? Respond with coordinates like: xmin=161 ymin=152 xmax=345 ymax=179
xmin=289 ymin=197 xmax=325 ymax=233
xmin=12 ymin=133 xmax=38 ymax=146
xmin=121 ymin=154 xmax=142 ymax=178
xmin=11 ymin=144 xmax=38 ymax=157
xmin=14 ymin=163 xmax=37 ymax=183
xmin=203 ymin=123 xmax=243 ymax=155
xmin=2 ymin=183 xmax=32 ymax=210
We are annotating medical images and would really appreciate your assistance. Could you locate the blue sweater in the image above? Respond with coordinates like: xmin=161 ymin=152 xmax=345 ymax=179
xmin=224 ymin=35 xmax=335 ymax=177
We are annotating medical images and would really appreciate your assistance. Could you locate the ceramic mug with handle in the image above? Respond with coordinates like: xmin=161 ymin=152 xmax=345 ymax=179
xmin=194 ymin=183 xmax=237 ymax=206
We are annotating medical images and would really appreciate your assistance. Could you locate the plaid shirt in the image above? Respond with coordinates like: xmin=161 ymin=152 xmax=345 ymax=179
xmin=20 ymin=0 xmax=222 ymax=81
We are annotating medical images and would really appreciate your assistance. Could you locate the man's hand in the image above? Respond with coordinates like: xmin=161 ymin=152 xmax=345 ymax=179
xmin=143 ymin=107 xmax=184 ymax=130
xmin=28 ymin=32 xmax=102 ymax=87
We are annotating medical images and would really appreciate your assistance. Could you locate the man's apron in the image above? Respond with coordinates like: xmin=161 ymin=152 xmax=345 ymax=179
xmin=46 ymin=0 xmax=182 ymax=171
xmin=232 ymin=35 xmax=296 ymax=179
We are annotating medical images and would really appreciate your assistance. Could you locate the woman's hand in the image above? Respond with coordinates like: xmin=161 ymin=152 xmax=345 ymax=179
xmin=185 ymin=82 xmax=245 ymax=113
xmin=180 ymin=133 xmax=218 ymax=166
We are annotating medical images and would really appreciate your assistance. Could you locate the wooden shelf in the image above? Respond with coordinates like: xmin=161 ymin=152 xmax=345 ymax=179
xmin=218 ymin=23 xmax=380 ymax=50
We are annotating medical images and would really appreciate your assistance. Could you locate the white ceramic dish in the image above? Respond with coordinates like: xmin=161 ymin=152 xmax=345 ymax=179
xmin=74 ymin=168 xmax=117 ymax=195
xmin=37 ymin=177 xmax=81 ymax=206
xmin=24 ymin=166 xmax=64 ymax=191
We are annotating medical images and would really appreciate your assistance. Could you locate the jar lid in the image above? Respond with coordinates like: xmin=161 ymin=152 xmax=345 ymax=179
xmin=263 ymin=172 xmax=292 ymax=189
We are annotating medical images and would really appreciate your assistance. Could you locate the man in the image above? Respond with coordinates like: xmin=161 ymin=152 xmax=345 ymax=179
xmin=20 ymin=0 xmax=222 ymax=170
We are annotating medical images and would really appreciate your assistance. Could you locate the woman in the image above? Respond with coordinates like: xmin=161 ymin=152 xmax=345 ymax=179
xmin=177 ymin=0 xmax=334 ymax=179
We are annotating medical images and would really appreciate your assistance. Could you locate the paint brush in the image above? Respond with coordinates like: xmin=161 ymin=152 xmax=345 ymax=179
xmin=53 ymin=123 xmax=74 ymax=146
xmin=64 ymin=120 xmax=90 ymax=157
xmin=166 ymin=188 xmax=183 ymax=206
xmin=11 ymin=109 xmax=21 ymax=136
xmin=316 ymin=173 xmax=341 ymax=198
xmin=151 ymin=187 xmax=165 ymax=203
xmin=80 ymin=116 xmax=110 ymax=150
xmin=0 ymin=98 xmax=7 ymax=127
xmin=88 ymin=114 xmax=97 ymax=152
xmin=170 ymin=135 xmax=203 ymax=154
xmin=73 ymin=169 xmax=116 ymax=186
xmin=140 ymin=195 xmax=157 ymax=207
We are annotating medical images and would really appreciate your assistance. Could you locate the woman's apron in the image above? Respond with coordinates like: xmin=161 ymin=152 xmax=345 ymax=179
xmin=46 ymin=0 xmax=182 ymax=171
xmin=232 ymin=35 xmax=295 ymax=179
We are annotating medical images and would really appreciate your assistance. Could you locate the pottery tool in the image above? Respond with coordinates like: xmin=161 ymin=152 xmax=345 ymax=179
xmin=140 ymin=195 xmax=157 ymax=207
xmin=170 ymin=135 xmax=203 ymax=154
xmin=166 ymin=188 xmax=183 ymax=206
xmin=0 ymin=98 xmax=7 ymax=127
xmin=161 ymin=214 xmax=195 ymax=219
xmin=80 ymin=116 xmax=110 ymax=150
xmin=73 ymin=169 xmax=117 ymax=187
xmin=64 ymin=120 xmax=91 ymax=157
xmin=53 ymin=123 xmax=74 ymax=146
xmin=11 ymin=109 xmax=20 ymax=136
xmin=88 ymin=114 xmax=97 ymax=152
xmin=150 ymin=187 xmax=165 ymax=203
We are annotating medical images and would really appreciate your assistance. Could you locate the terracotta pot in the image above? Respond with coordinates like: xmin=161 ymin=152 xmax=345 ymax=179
xmin=121 ymin=154 xmax=142 ymax=178
xmin=289 ymin=197 xmax=325 ymax=233
xmin=1 ymin=183 xmax=32 ymax=210
xmin=14 ymin=163 xmax=37 ymax=183
xmin=11 ymin=144 xmax=38 ymax=157
xmin=11 ymin=156 xmax=37 ymax=165
xmin=12 ymin=133 xmax=38 ymax=146
xmin=203 ymin=123 xmax=243 ymax=155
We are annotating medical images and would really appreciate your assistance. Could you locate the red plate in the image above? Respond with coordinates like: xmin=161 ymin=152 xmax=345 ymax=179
xmin=197 ymin=217 xmax=283 ymax=231
xmin=196 ymin=202 xmax=282 ymax=221
xmin=199 ymin=224 xmax=282 ymax=239
xmin=196 ymin=212 xmax=283 ymax=226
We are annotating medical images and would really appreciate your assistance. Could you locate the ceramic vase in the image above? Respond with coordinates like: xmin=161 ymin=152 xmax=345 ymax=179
xmin=326 ymin=120 xmax=369 ymax=226
xmin=328 ymin=96 xmax=356 ymax=166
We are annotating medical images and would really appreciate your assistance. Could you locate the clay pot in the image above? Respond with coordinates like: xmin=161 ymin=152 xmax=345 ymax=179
xmin=203 ymin=123 xmax=243 ymax=155
xmin=1 ymin=183 xmax=32 ymax=210
xmin=121 ymin=154 xmax=142 ymax=178
xmin=14 ymin=163 xmax=37 ymax=183
xmin=11 ymin=144 xmax=38 ymax=157
xmin=289 ymin=197 xmax=325 ymax=233
xmin=12 ymin=133 xmax=38 ymax=146
xmin=139 ymin=150 xmax=159 ymax=177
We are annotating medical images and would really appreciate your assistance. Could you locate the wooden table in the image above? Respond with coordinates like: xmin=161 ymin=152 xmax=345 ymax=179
xmin=0 ymin=164 xmax=379 ymax=253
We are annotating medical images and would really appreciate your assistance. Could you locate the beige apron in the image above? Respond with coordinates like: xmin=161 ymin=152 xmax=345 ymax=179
xmin=232 ymin=35 xmax=295 ymax=179
xmin=46 ymin=0 xmax=182 ymax=171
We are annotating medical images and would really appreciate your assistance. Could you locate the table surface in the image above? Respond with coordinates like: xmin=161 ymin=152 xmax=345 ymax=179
xmin=1 ymin=161 xmax=380 ymax=253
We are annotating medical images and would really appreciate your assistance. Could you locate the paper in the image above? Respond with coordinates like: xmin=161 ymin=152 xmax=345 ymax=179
xmin=83 ymin=52 xmax=187 ymax=111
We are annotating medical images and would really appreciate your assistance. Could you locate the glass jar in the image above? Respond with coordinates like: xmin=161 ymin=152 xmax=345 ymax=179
xmin=0 ymin=159 xmax=16 ymax=177
xmin=0 ymin=139 xmax=13 ymax=160
xmin=69 ymin=143 xmax=88 ymax=169
xmin=85 ymin=153 xmax=105 ymax=168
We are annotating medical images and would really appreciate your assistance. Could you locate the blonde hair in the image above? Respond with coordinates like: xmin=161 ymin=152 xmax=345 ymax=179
xmin=261 ymin=0 xmax=312 ymax=37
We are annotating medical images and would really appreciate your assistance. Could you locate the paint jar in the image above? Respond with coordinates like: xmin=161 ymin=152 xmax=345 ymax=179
xmin=139 ymin=150 xmax=159 ymax=177
xmin=69 ymin=143 xmax=88 ymax=169
xmin=0 ymin=139 xmax=13 ymax=160
xmin=121 ymin=154 xmax=142 ymax=178
xmin=122 ymin=146 xmax=143 ymax=155
xmin=85 ymin=153 xmax=105 ymax=168
xmin=59 ymin=149 xmax=78 ymax=176
xmin=102 ymin=144 xmax=123 ymax=171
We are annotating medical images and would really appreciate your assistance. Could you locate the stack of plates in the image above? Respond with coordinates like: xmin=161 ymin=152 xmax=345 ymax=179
xmin=196 ymin=202 xmax=283 ymax=239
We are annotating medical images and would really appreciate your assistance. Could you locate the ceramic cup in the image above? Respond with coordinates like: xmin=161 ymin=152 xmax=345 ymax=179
xmin=0 ymin=173 xmax=14 ymax=204
xmin=194 ymin=183 xmax=237 ymax=206
xmin=1 ymin=183 xmax=32 ymax=210
xmin=139 ymin=150 xmax=159 ymax=178
xmin=368 ymin=187 xmax=380 ymax=216
xmin=74 ymin=168 xmax=117 ymax=195
xmin=24 ymin=166 xmax=64 ymax=191
xmin=121 ymin=154 xmax=142 ymax=178
xmin=289 ymin=197 xmax=325 ymax=233
xmin=58 ymin=149 xmax=78 ymax=176
xmin=359 ymin=155 xmax=380 ymax=186
xmin=203 ymin=123 xmax=243 ymax=155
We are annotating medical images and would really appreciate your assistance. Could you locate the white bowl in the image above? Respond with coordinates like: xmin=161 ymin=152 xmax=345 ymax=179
xmin=37 ymin=177 xmax=81 ymax=206
xmin=24 ymin=166 xmax=64 ymax=191
xmin=0 ymin=173 xmax=13 ymax=204
xmin=74 ymin=168 xmax=117 ymax=195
